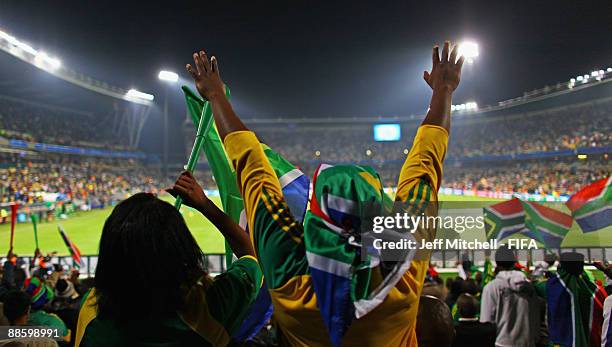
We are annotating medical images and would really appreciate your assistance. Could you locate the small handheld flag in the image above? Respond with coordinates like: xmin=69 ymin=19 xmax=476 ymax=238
xmin=31 ymin=214 xmax=39 ymax=249
xmin=9 ymin=203 xmax=19 ymax=249
xmin=57 ymin=224 xmax=82 ymax=266
xmin=521 ymin=201 xmax=572 ymax=249
xmin=566 ymin=177 xmax=611 ymax=233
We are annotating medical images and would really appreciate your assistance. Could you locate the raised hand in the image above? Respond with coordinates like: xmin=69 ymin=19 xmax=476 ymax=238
xmin=423 ymin=41 xmax=464 ymax=92
xmin=167 ymin=171 xmax=210 ymax=211
xmin=186 ymin=50 xmax=225 ymax=101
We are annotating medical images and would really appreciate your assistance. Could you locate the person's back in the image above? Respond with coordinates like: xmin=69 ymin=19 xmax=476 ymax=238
xmin=453 ymin=293 xmax=495 ymax=347
xmin=480 ymin=248 xmax=540 ymax=347
xmin=183 ymin=40 xmax=464 ymax=346
xmin=75 ymin=193 xmax=262 ymax=346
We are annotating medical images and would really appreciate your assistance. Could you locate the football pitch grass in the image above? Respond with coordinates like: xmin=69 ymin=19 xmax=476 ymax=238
xmin=1 ymin=194 xmax=610 ymax=256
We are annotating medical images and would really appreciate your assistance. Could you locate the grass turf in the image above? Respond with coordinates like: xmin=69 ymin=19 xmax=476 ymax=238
xmin=1 ymin=194 xmax=609 ymax=256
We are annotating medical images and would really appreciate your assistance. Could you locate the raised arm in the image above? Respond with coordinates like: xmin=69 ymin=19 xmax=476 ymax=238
xmin=396 ymin=41 xmax=464 ymax=200
xmin=422 ymin=41 xmax=464 ymax=133
xmin=168 ymin=171 xmax=254 ymax=258
xmin=186 ymin=51 xmax=247 ymax=141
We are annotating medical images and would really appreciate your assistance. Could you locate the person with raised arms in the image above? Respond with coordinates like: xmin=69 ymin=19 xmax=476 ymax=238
xmin=185 ymin=41 xmax=463 ymax=346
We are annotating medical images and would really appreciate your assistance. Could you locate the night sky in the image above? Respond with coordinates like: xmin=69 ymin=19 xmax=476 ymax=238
xmin=1 ymin=0 xmax=611 ymax=153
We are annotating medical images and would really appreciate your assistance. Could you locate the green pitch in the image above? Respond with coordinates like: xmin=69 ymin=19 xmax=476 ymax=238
xmin=1 ymin=194 xmax=610 ymax=257
xmin=0 ymin=195 xmax=226 ymax=257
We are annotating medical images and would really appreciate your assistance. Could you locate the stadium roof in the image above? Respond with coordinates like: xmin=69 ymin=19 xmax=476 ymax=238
xmin=0 ymin=51 xmax=119 ymax=114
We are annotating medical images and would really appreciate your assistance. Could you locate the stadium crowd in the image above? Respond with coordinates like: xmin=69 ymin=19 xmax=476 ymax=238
xmin=0 ymin=99 xmax=128 ymax=150
xmin=442 ymin=160 xmax=610 ymax=196
xmin=0 ymin=42 xmax=610 ymax=347
xmin=0 ymin=152 xmax=160 ymax=222
xmin=251 ymin=98 xmax=611 ymax=164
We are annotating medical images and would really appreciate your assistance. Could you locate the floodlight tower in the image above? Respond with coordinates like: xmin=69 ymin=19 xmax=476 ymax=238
xmin=158 ymin=70 xmax=179 ymax=179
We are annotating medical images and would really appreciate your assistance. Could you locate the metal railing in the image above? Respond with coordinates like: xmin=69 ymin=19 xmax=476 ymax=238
xmin=4 ymin=248 xmax=610 ymax=278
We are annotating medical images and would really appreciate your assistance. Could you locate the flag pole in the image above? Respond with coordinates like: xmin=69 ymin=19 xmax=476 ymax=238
xmin=174 ymin=101 xmax=214 ymax=210
xmin=174 ymin=86 xmax=230 ymax=211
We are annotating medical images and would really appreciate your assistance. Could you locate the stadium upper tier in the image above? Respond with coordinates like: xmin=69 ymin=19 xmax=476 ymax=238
xmin=0 ymin=97 xmax=127 ymax=150
xmin=244 ymin=97 xmax=610 ymax=164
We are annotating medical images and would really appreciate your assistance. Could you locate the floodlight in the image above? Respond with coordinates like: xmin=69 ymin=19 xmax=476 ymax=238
xmin=34 ymin=51 xmax=61 ymax=70
xmin=458 ymin=41 xmax=479 ymax=64
xmin=126 ymin=89 xmax=155 ymax=101
xmin=158 ymin=70 xmax=179 ymax=83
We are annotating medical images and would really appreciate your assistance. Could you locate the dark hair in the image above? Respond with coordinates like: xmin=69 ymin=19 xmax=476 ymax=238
xmin=2 ymin=290 xmax=30 ymax=324
xmin=56 ymin=279 xmax=68 ymax=293
xmin=94 ymin=193 xmax=205 ymax=319
xmin=416 ymin=295 xmax=455 ymax=347
xmin=495 ymin=245 xmax=517 ymax=270
xmin=456 ymin=293 xmax=479 ymax=318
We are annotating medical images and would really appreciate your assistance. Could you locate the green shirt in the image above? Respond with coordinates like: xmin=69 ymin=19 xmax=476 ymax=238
xmin=28 ymin=309 xmax=69 ymax=338
xmin=75 ymin=256 xmax=262 ymax=347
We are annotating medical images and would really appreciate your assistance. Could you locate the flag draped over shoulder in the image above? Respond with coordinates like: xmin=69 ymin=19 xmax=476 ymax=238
xmin=566 ymin=177 xmax=611 ymax=233
xmin=305 ymin=163 xmax=415 ymax=347
xmin=182 ymin=86 xmax=309 ymax=341
xmin=521 ymin=201 xmax=572 ymax=249
xmin=57 ymin=224 xmax=82 ymax=266
xmin=483 ymin=198 xmax=525 ymax=240
xmin=547 ymin=268 xmax=608 ymax=347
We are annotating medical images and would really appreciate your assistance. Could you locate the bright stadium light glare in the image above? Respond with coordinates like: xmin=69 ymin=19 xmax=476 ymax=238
xmin=158 ymin=70 xmax=179 ymax=83
xmin=576 ymin=76 xmax=583 ymax=81
xmin=126 ymin=89 xmax=155 ymax=101
xmin=591 ymin=71 xmax=598 ymax=77
xmin=17 ymin=42 xmax=37 ymax=55
xmin=34 ymin=51 xmax=61 ymax=70
xmin=607 ymin=68 xmax=612 ymax=73
xmin=458 ymin=41 xmax=479 ymax=64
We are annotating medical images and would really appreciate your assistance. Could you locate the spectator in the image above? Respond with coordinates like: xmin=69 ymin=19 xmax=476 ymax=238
xmin=480 ymin=246 xmax=542 ymax=346
xmin=416 ymin=295 xmax=455 ymax=347
xmin=2 ymin=290 xmax=30 ymax=325
xmin=0 ymin=290 xmax=58 ymax=347
xmin=453 ymin=293 xmax=496 ymax=347
xmin=76 ymin=180 xmax=261 ymax=346
xmin=23 ymin=277 xmax=70 ymax=343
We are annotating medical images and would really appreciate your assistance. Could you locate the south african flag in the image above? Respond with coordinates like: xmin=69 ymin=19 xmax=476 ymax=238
xmin=483 ymin=198 xmax=525 ymax=240
xmin=566 ymin=177 xmax=611 ymax=233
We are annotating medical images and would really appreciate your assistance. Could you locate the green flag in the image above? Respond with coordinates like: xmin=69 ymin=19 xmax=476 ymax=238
xmin=181 ymin=86 xmax=240 ymax=266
